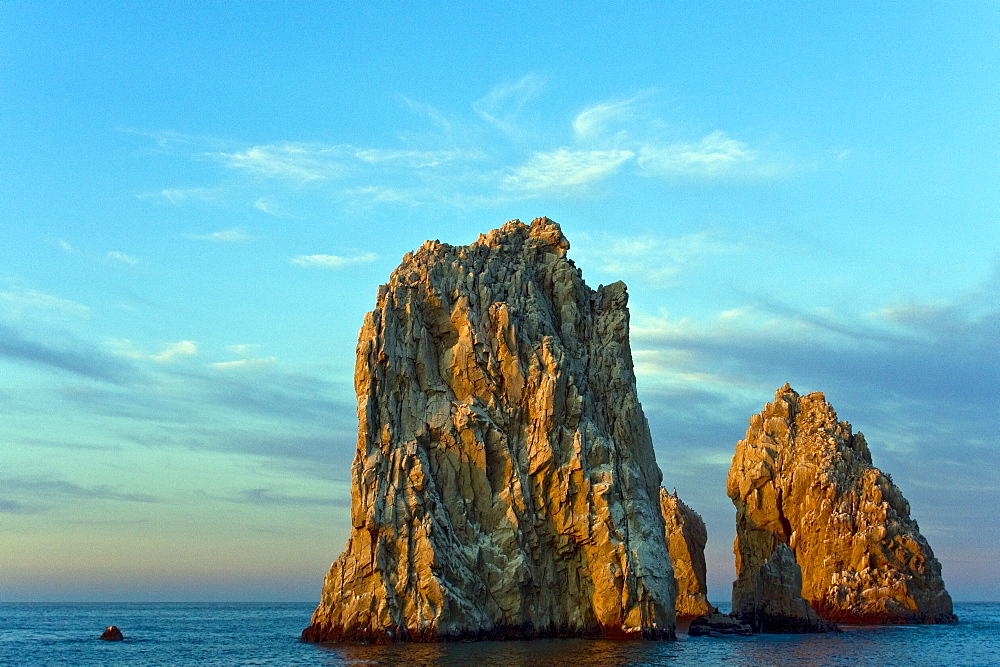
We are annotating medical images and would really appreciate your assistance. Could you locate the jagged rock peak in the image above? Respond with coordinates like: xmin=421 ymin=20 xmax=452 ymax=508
xmin=660 ymin=488 xmax=711 ymax=621
xmin=303 ymin=217 xmax=676 ymax=643
xmin=728 ymin=384 xmax=956 ymax=626
xmin=477 ymin=216 xmax=570 ymax=252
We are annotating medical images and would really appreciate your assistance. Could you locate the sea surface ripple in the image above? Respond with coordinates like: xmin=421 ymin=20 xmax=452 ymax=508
xmin=0 ymin=601 xmax=996 ymax=666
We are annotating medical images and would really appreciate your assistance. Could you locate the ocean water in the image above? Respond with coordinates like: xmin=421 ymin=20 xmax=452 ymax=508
xmin=0 ymin=601 xmax=997 ymax=666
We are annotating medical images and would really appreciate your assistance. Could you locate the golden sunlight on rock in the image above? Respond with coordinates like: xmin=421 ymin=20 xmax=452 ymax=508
xmin=728 ymin=384 xmax=956 ymax=629
xmin=660 ymin=488 xmax=711 ymax=621
xmin=302 ymin=218 xmax=677 ymax=642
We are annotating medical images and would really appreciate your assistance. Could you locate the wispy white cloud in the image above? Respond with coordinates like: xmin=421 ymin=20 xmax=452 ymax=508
xmin=341 ymin=185 xmax=427 ymax=208
xmin=225 ymin=344 xmax=261 ymax=356
xmin=572 ymin=93 xmax=645 ymax=140
xmin=133 ymin=86 xmax=801 ymax=213
xmin=54 ymin=239 xmax=141 ymax=267
xmin=502 ymin=148 xmax=634 ymax=194
xmin=291 ymin=252 xmax=378 ymax=269
xmin=138 ymin=187 xmax=223 ymax=205
xmin=106 ymin=251 xmax=138 ymax=265
xmin=473 ymin=73 xmax=546 ymax=133
xmin=637 ymin=130 xmax=777 ymax=178
xmin=110 ymin=339 xmax=198 ymax=364
xmin=398 ymin=95 xmax=455 ymax=134
xmin=577 ymin=231 xmax=743 ymax=286
xmin=1 ymin=288 xmax=90 ymax=319
xmin=214 ymin=143 xmax=347 ymax=181
xmin=151 ymin=340 xmax=198 ymax=363
xmin=183 ymin=228 xmax=255 ymax=242
xmin=353 ymin=148 xmax=462 ymax=168
xmin=253 ymin=197 xmax=282 ymax=216
xmin=210 ymin=357 xmax=278 ymax=370
xmin=210 ymin=343 xmax=275 ymax=371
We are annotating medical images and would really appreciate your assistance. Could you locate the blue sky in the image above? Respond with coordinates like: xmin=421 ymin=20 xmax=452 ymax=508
xmin=1 ymin=1 xmax=997 ymax=603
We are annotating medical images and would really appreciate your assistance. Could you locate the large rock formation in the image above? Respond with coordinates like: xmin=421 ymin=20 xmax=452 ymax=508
xmin=303 ymin=218 xmax=676 ymax=643
xmin=660 ymin=488 xmax=711 ymax=621
xmin=728 ymin=384 xmax=956 ymax=626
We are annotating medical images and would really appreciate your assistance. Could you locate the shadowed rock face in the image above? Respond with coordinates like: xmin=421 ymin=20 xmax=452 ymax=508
xmin=660 ymin=488 xmax=711 ymax=621
xmin=303 ymin=218 xmax=676 ymax=643
xmin=728 ymin=384 xmax=956 ymax=626
xmin=735 ymin=543 xmax=836 ymax=633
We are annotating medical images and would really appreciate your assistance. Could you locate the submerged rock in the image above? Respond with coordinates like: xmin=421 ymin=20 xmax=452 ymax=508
xmin=687 ymin=611 xmax=754 ymax=637
xmin=728 ymin=384 xmax=956 ymax=626
xmin=303 ymin=218 xmax=676 ymax=643
xmin=660 ymin=488 xmax=711 ymax=621
xmin=99 ymin=625 xmax=123 ymax=641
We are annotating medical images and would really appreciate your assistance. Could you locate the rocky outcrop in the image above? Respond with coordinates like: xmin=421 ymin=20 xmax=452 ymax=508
xmin=303 ymin=218 xmax=676 ymax=643
xmin=735 ymin=543 xmax=836 ymax=633
xmin=660 ymin=488 xmax=711 ymax=621
xmin=728 ymin=384 xmax=956 ymax=626
xmin=687 ymin=612 xmax=753 ymax=637
xmin=99 ymin=626 xmax=124 ymax=641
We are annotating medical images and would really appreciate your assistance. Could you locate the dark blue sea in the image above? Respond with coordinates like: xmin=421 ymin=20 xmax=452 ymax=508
xmin=0 ymin=602 xmax=997 ymax=666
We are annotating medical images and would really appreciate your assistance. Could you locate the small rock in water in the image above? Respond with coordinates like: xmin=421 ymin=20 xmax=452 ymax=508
xmin=688 ymin=612 xmax=754 ymax=637
xmin=99 ymin=625 xmax=124 ymax=641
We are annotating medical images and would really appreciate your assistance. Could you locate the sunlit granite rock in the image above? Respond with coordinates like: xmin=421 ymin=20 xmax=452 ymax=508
xmin=728 ymin=384 xmax=956 ymax=627
xmin=660 ymin=488 xmax=711 ymax=621
xmin=303 ymin=218 xmax=676 ymax=643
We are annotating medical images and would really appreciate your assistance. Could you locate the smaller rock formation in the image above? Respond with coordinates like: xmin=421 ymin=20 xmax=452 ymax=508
xmin=99 ymin=626 xmax=123 ymax=641
xmin=660 ymin=488 xmax=711 ymax=621
xmin=687 ymin=612 xmax=754 ymax=637
xmin=729 ymin=384 xmax=956 ymax=627
xmin=736 ymin=544 xmax=836 ymax=633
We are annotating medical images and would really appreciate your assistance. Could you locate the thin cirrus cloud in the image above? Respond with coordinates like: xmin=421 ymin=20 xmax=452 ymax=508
xmin=106 ymin=251 xmax=139 ymax=265
xmin=53 ymin=240 xmax=140 ymax=267
xmin=0 ymin=288 xmax=91 ymax=319
xmin=139 ymin=187 xmax=223 ymax=205
xmin=183 ymin=228 xmax=256 ymax=242
xmin=473 ymin=73 xmax=547 ymax=134
xmin=575 ymin=230 xmax=744 ymax=285
xmin=353 ymin=148 xmax=466 ymax=168
xmin=291 ymin=252 xmax=377 ymax=269
xmin=136 ymin=85 xmax=796 ymax=210
xmin=210 ymin=357 xmax=278 ymax=371
xmin=502 ymin=148 xmax=635 ymax=194
xmin=214 ymin=143 xmax=347 ymax=181
xmin=108 ymin=338 xmax=198 ymax=364
xmin=637 ymin=130 xmax=782 ymax=179
xmin=572 ymin=93 xmax=648 ymax=140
